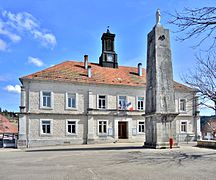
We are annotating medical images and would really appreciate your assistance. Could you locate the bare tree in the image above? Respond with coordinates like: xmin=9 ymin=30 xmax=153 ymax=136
xmin=182 ymin=53 xmax=216 ymax=114
xmin=169 ymin=7 xmax=216 ymax=114
xmin=169 ymin=7 xmax=216 ymax=50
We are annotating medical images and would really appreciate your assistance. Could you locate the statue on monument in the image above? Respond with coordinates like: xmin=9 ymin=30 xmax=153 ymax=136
xmin=156 ymin=9 xmax=161 ymax=25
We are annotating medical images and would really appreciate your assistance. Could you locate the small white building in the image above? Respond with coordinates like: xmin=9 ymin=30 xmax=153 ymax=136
xmin=202 ymin=118 xmax=216 ymax=140
xmin=18 ymin=29 xmax=200 ymax=148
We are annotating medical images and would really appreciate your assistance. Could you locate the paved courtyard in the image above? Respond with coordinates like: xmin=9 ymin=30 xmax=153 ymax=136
xmin=0 ymin=143 xmax=215 ymax=180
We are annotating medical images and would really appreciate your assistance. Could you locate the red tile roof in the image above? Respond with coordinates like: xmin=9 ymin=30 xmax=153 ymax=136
xmin=0 ymin=114 xmax=18 ymax=134
xmin=20 ymin=60 xmax=192 ymax=91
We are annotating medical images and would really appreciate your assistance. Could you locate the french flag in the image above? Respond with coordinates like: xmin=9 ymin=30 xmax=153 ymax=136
xmin=126 ymin=102 xmax=133 ymax=111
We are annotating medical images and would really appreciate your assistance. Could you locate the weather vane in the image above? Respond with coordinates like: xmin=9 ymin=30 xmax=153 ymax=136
xmin=107 ymin=26 xmax=110 ymax=33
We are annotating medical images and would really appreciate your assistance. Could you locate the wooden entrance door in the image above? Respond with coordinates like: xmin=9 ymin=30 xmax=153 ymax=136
xmin=118 ymin=122 xmax=128 ymax=139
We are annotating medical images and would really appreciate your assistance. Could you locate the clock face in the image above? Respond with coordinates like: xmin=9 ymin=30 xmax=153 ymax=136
xmin=107 ymin=54 xmax=113 ymax=62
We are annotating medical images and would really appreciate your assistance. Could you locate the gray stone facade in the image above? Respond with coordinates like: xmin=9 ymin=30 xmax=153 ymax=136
xmin=18 ymin=79 xmax=199 ymax=148
xmin=18 ymin=82 xmax=147 ymax=148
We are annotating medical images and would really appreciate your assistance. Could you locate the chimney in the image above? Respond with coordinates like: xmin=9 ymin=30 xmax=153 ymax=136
xmin=84 ymin=55 xmax=88 ymax=69
xmin=19 ymin=86 xmax=26 ymax=113
xmin=88 ymin=65 xmax=92 ymax=78
xmin=138 ymin=63 xmax=142 ymax=76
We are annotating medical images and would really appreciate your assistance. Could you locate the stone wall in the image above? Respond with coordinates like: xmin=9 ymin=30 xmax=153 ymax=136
xmin=24 ymin=80 xmax=146 ymax=114
xmin=19 ymin=80 xmax=196 ymax=147
xmin=197 ymin=140 xmax=216 ymax=149
xmin=26 ymin=114 xmax=86 ymax=147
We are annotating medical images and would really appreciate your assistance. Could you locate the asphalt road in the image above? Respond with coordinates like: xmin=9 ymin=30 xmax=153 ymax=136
xmin=0 ymin=143 xmax=215 ymax=180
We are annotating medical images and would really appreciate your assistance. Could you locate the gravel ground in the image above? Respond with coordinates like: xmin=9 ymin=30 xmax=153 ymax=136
xmin=0 ymin=143 xmax=215 ymax=180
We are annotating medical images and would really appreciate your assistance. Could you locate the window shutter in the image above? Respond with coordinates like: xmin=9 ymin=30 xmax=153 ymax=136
xmin=51 ymin=92 xmax=54 ymax=109
xmin=65 ymin=92 xmax=68 ymax=109
xmin=96 ymin=94 xmax=98 ymax=109
xmin=175 ymin=99 xmax=178 ymax=112
xmin=40 ymin=91 xmax=43 ymax=108
xmin=75 ymin=93 xmax=78 ymax=109
xmin=106 ymin=95 xmax=108 ymax=109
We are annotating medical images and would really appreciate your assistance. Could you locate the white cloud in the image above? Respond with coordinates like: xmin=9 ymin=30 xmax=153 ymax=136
xmin=0 ymin=10 xmax=56 ymax=49
xmin=32 ymin=30 xmax=56 ymax=48
xmin=7 ymin=31 xmax=21 ymax=42
xmin=28 ymin=56 xmax=44 ymax=67
xmin=0 ymin=38 xmax=7 ymax=51
xmin=4 ymin=85 xmax=21 ymax=94
xmin=2 ymin=11 xmax=38 ymax=31
xmin=0 ymin=21 xmax=21 ymax=42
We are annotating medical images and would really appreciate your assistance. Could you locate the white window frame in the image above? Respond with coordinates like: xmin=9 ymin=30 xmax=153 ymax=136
xmin=180 ymin=120 xmax=188 ymax=133
xmin=40 ymin=119 xmax=53 ymax=136
xmin=40 ymin=91 xmax=54 ymax=109
xmin=137 ymin=120 xmax=145 ymax=134
xmin=118 ymin=95 xmax=127 ymax=110
xmin=65 ymin=93 xmax=78 ymax=110
xmin=97 ymin=94 xmax=107 ymax=109
xmin=137 ymin=96 xmax=144 ymax=110
xmin=97 ymin=120 xmax=108 ymax=135
xmin=66 ymin=119 xmax=79 ymax=135
xmin=179 ymin=98 xmax=187 ymax=112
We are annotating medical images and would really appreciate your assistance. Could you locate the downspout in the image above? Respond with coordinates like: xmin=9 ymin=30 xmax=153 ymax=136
xmin=26 ymin=81 xmax=30 ymax=148
xmin=193 ymin=92 xmax=200 ymax=141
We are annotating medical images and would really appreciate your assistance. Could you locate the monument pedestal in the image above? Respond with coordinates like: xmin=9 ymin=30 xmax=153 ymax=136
xmin=144 ymin=113 xmax=179 ymax=148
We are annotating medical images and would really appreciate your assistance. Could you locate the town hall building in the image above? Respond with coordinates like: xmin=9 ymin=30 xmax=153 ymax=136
xmin=18 ymin=14 xmax=200 ymax=148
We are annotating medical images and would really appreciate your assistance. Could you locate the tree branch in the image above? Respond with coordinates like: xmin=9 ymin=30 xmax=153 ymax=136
xmin=168 ymin=7 xmax=216 ymax=51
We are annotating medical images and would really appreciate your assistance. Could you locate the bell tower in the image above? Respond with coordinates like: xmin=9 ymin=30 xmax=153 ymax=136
xmin=99 ymin=28 xmax=118 ymax=68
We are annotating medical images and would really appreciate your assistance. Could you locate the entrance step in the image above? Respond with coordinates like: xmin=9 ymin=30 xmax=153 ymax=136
xmin=116 ymin=139 xmax=133 ymax=143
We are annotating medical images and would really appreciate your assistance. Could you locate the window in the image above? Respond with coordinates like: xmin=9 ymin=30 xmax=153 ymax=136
xmin=179 ymin=99 xmax=186 ymax=112
xmin=43 ymin=91 xmax=51 ymax=107
xmin=66 ymin=93 xmax=77 ymax=109
xmin=98 ymin=121 xmax=107 ymax=134
xmin=40 ymin=91 xmax=53 ymax=109
xmin=137 ymin=97 xmax=144 ymax=110
xmin=68 ymin=93 xmax=76 ymax=108
xmin=67 ymin=121 xmax=76 ymax=134
xmin=41 ymin=120 xmax=51 ymax=134
xmin=98 ymin=95 xmax=106 ymax=109
xmin=118 ymin=96 xmax=127 ymax=110
xmin=66 ymin=119 xmax=79 ymax=135
xmin=180 ymin=121 xmax=187 ymax=133
xmin=138 ymin=121 xmax=145 ymax=133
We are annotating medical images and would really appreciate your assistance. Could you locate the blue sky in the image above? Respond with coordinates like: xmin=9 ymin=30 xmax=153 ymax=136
xmin=0 ymin=0 xmax=215 ymax=115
